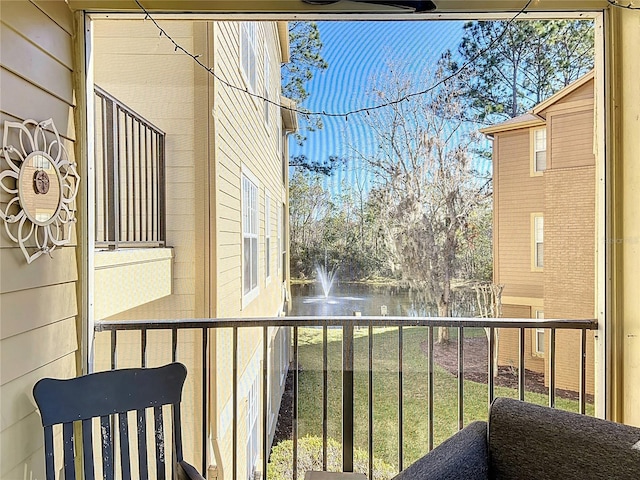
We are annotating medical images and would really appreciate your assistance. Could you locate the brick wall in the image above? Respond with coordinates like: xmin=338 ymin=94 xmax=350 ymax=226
xmin=543 ymin=165 xmax=596 ymax=395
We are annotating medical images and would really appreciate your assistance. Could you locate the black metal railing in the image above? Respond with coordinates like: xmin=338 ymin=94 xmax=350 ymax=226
xmin=94 ymin=86 xmax=166 ymax=249
xmin=94 ymin=316 xmax=596 ymax=480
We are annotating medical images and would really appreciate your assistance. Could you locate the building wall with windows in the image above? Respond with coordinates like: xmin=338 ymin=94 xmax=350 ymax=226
xmin=485 ymin=74 xmax=596 ymax=396
xmin=90 ymin=19 xmax=292 ymax=479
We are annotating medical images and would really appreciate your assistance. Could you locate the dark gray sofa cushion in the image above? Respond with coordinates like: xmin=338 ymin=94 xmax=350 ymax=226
xmin=392 ymin=421 xmax=489 ymax=480
xmin=489 ymin=397 xmax=640 ymax=480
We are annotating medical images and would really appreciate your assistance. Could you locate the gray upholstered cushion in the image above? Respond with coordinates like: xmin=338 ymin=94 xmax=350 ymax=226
xmin=488 ymin=397 xmax=640 ymax=480
xmin=392 ymin=421 xmax=489 ymax=480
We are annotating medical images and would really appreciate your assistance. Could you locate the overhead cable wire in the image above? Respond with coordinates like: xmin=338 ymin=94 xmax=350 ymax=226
xmin=135 ymin=0 xmax=534 ymax=119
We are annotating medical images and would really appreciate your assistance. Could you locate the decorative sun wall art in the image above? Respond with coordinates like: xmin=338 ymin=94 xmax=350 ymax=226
xmin=0 ymin=119 xmax=80 ymax=264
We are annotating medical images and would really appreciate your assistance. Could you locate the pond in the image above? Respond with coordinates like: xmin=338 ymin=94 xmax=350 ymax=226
xmin=288 ymin=282 xmax=477 ymax=318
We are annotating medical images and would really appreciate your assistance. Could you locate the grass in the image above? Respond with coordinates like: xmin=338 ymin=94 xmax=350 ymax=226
xmin=294 ymin=326 xmax=594 ymax=471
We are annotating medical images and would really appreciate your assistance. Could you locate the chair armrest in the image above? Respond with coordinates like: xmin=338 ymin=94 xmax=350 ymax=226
xmin=178 ymin=461 xmax=206 ymax=480
xmin=392 ymin=421 xmax=489 ymax=480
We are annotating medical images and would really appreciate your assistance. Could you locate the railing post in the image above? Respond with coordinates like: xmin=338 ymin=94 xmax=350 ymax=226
xmin=104 ymin=98 xmax=119 ymax=249
xmin=343 ymin=322 xmax=354 ymax=472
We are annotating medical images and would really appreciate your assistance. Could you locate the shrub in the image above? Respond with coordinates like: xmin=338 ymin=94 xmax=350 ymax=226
xmin=267 ymin=435 xmax=396 ymax=480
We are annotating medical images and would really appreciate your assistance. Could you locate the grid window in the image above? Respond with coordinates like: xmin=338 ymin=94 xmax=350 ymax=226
xmin=264 ymin=48 xmax=270 ymax=125
xmin=534 ymin=311 xmax=545 ymax=355
xmin=246 ymin=375 xmax=259 ymax=480
xmin=240 ymin=22 xmax=257 ymax=93
xmin=243 ymin=174 xmax=259 ymax=299
xmin=265 ymin=190 xmax=271 ymax=281
xmin=533 ymin=128 xmax=547 ymax=173
xmin=534 ymin=215 xmax=544 ymax=269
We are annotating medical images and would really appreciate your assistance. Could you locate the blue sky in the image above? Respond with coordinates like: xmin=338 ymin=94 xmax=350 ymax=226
xmin=288 ymin=20 xmax=490 ymax=196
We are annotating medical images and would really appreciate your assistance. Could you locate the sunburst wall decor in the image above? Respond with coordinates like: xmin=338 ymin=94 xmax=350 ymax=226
xmin=0 ymin=119 xmax=80 ymax=264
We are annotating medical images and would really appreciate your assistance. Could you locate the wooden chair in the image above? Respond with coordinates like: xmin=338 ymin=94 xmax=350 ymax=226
xmin=33 ymin=362 xmax=205 ymax=480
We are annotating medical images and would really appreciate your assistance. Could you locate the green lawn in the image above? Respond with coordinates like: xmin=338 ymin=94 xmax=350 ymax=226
xmin=294 ymin=326 xmax=594 ymax=470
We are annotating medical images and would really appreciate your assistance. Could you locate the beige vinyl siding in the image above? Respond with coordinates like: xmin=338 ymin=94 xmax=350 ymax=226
xmin=92 ymin=19 xmax=204 ymax=466
xmin=93 ymin=19 xmax=198 ymax=321
xmin=494 ymin=129 xmax=545 ymax=299
xmin=548 ymin=110 xmax=595 ymax=170
xmin=215 ymin=21 xmax=284 ymax=319
xmin=0 ymin=3 xmax=78 ymax=478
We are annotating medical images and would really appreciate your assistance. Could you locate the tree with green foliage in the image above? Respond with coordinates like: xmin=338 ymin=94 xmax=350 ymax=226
xmin=351 ymin=60 xmax=489 ymax=342
xmin=446 ymin=19 xmax=594 ymax=122
xmin=282 ymin=21 xmax=329 ymax=146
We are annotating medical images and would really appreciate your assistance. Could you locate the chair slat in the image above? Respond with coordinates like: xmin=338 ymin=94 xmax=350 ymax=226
xmin=82 ymin=419 xmax=95 ymax=480
xmin=119 ymin=412 xmax=132 ymax=480
xmin=43 ymin=425 xmax=55 ymax=480
xmin=63 ymin=422 xmax=76 ymax=480
xmin=137 ymin=409 xmax=149 ymax=479
xmin=154 ymin=406 xmax=166 ymax=480
xmin=173 ymin=403 xmax=183 ymax=462
xmin=101 ymin=415 xmax=115 ymax=480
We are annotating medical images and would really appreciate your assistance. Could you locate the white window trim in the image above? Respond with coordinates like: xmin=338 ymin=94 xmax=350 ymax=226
xmin=265 ymin=190 xmax=271 ymax=284
xmin=246 ymin=373 xmax=259 ymax=480
xmin=240 ymin=22 xmax=257 ymax=94
xmin=534 ymin=310 xmax=545 ymax=356
xmin=242 ymin=169 xmax=260 ymax=307
xmin=279 ymin=327 xmax=288 ymax=386
xmin=264 ymin=47 xmax=271 ymax=129
xmin=530 ymin=127 xmax=547 ymax=176
xmin=278 ymin=201 xmax=283 ymax=276
xmin=531 ymin=213 xmax=544 ymax=271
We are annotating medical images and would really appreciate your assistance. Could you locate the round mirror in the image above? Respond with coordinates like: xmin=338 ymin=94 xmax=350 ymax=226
xmin=18 ymin=152 xmax=62 ymax=226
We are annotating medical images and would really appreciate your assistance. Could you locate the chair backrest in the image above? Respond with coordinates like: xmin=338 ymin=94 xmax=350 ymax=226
xmin=488 ymin=397 xmax=640 ymax=479
xmin=33 ymin=362 xmax=188 ymax=480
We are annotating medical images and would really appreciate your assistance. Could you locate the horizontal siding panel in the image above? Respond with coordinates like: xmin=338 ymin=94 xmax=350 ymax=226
xmin=0 ymin=354 xmax=75 ymax=431
xmin=1 ymin=317 xmax=77 ymax=386
xmin=94 ymin=20 xmax=194 ymax=38
xmin=0 ymin=23 xmax=74 ymax=104
xmin=550 ymin=110 xmax=595 ymax=169
xmin=166 ymin=165 xmax=195 ymax=184
xmin=0 ymin=0 xmax=73 ymax=69
xmin=0 ymin=220 xmax=78 ymax=249
xmin=0 ymin=68 xmax=76 ymax=141
xmin=0 ymin=246 xmax=77 ymax=294
xmin=0 ymin=411 xmax=44 ymax=477
xmin=165 ymin=213 xmax=195 ymax=232
xmin=91 ymin=35 xmax=194 ymax=55
xmin=32 ymin=0 xmax=74 ymax=34
xmin=166 ymin=182 xmax=195 ymax=200
xmin=0 ymin=282 xmax=77 ymax=340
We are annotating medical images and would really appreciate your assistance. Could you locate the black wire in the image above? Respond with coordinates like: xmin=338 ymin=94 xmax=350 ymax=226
xmin=134 ymin=0 xmax=534 ymax=119
xmin=606 ymin=0 xmax=640 ymax=10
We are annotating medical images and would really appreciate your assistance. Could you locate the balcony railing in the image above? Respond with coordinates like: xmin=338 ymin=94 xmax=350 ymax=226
xmin=94 ymin=86 xmax=166 ymax=249
xmin=93 ymin=316 xmax=596 ymax=480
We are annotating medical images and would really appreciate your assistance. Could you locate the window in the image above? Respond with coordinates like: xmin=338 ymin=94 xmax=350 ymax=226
xmin=533 ymin=214 xmax=544 ymax=270
xmin=265 ymin=190 xmax=271 ymax=282
xmin=279 ymin=203 xmax=285 ymax=276
xmin=534 ymin=310 xmax=545 ymax=355
xmin=531 ymin=127 xmax=547 ymax=174
xmin=240 ymin=22 xmax=257 ymax=92
xmin=246 ymin=375 xmax=259 ymax=480
xmin=279 ymin=328 xmax=288 ymax=386
xmin=243 ymin=173 xmax=259 ymax=302
xmin=264 ymin=48 xmax=270 ymax=126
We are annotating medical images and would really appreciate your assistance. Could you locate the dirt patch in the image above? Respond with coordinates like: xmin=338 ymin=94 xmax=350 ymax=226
xmin=426 ymin=335 xmax=594 ymax=403
xmin=273 ymin=335 xmax=593 ymax=445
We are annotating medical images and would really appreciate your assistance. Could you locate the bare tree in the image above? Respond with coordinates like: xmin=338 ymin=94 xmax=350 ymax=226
xmin=352 ymin=62 xmax=489 ymax=343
